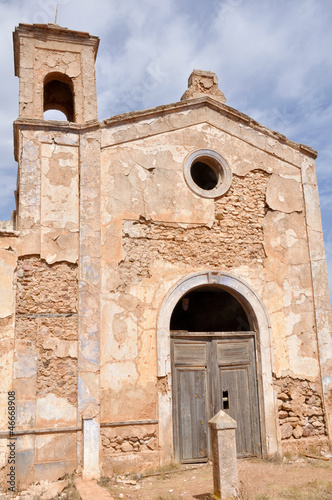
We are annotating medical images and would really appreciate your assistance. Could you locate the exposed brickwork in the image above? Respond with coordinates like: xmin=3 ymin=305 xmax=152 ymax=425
xmin=274 ymin=377 xmax=326 ymax=440
xmin=15 ymin=257 xmax=78 ymax=404
xmin=120 ymin=171 xmax=268 ymax=283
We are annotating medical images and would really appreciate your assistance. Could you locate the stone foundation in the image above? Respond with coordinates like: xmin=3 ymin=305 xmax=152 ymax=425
xmin=274 ymin=377 xmax=327 ymax=446
xmin=102 ymin=430 xmax=157 ymax=455
xmin=102 ymin=423 xmax=157 ymax=454
xmin=101 ymin=424 xmax=159 ymax=474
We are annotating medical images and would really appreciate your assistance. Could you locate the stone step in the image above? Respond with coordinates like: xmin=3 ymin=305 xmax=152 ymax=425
xmin=75 ymin=479 xmax=115 ymax=500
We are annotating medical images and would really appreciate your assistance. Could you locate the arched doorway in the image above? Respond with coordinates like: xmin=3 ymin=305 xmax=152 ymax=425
xmin=170 ymin=285 xmax=261 ymax=462
xmin=156 ymin=272 xmax=279 ymax=464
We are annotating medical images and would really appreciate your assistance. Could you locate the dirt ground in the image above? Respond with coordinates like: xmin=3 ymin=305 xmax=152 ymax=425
xmin=100 ymin=457 xmax=332 ymax=500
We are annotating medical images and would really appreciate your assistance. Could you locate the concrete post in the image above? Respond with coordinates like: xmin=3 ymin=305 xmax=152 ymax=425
xmin=209 ymin=410 xmax=239 ymax=500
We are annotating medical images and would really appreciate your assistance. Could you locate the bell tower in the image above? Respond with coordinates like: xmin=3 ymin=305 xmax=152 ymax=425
xmin=13 ymin=23 xmax=99 ymax=123
xmin=13 ymin=23 xmax=100 ymax=238
xmin=12 ymin=24 xmax=102 ymax=482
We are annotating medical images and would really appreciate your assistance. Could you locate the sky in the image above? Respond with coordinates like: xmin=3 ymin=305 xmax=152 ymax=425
xmin=0 ymin=0 xmax=331 ymax=303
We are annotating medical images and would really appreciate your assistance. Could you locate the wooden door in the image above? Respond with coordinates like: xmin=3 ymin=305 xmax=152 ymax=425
xmin=214 ymin=338 xmax=261 ymax=456
xmin=171 ymin=334 xmax=261 ymax=462
xmin=171 ymin=340 xmax=210 ymax=462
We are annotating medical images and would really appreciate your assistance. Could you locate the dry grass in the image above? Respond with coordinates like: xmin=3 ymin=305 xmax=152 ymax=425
xmin=233 ymin=475 xmax=332 ymax=500
xmin=267 ymin=479 xmax=332 ymax=500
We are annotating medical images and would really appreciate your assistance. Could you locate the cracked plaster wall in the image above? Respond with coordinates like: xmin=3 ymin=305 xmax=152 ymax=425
xmin=0 ymin=245 xmax=16 ymax=472
xmin=13 ymin=256 xmax=78 ymax=485
xmin=100 ymin=115 xmax=332 ymax=463
xmin=0 ymin=123 xmax=82 ymax=485
xmin=16 ymin=129 xmax=80 ymax=263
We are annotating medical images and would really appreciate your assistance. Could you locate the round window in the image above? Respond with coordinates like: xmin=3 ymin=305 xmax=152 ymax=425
xmin=184 ymin=149 xmax=232 ymax=198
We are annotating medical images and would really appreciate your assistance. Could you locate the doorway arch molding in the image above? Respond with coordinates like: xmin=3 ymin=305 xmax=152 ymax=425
xmin=156 ymin=271 xmax=280 ymax=459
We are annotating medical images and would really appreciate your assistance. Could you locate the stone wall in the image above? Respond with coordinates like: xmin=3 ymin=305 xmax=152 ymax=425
xmin=14 ymin=256 xmax=78 ymax=485
xmin=275 ymin=377 xmax=326 ymax=443
xmin=102 ymin=429 xmax=157 ymax=454
xmin=120 ymin=170 xmax=268 ymax=285
xmin=16 ymin=257 xmax=77 ymax=314
xmin=101 ymin=424 xmax=159 ymax=474
xmin=15 ymin=256 xmax=78 ymax=405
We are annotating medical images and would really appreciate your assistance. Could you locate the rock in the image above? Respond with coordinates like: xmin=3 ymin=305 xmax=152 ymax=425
xmin=121 ymin=441 xmax=133 ymax=453
xmin=302 ymin=424 xmax=315 ymax=437
xmin=146 ymin=437 xmax=156 ymax=450
xmin=306 ymin=407 xmax=323 ymax=417
xmin=292 ymin=426 xmax=303 ymax=439
xmin=280 ymin=423 xmax=293 ymax=439
xmin=278 ymin=392 xmax=289 ymax=401
xmin=312 ymin=421 xmax=323 ymax=428
xmin=288 ymin=417 xmax=299 ymax=422
xmin=282 ymin=403 xmax=292 ymax=411
xmin=279 ymin=411 xmax=288 ymax=419
xmin=102 ymin=436 xmax=111 ymax=447
xmin=24 ymin=480 xmax=69 ymax=500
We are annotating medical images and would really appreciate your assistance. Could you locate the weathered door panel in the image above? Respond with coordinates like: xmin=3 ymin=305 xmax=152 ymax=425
xmin=216 ymin=337 xmax=261 ymax=456
xmin=172 ymin=340 xmax=209 ymax=462
xmin=177 ymin=369 xmax=208 ymax=461
xmin=219 ymin=366 xmax=252 ymax=454
xmin=172 ymin=334 xmax=261 ymax=462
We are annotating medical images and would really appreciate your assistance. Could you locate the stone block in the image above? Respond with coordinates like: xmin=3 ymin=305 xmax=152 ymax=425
xmin=209 ymin=410 xmax=239 ymax=500
xmin=280 ymin=423 xmax=293 ymax=439
xmin=0 ymin=250 xmax=17 ymax=318
xmin=16 ymin=449 xmax=34 ymax=487
xmin=16 ymin=400 xmax=35 ymax=428
xmin=292 ymin=425 xmax=303 ymax=439
xmin=35 ymin=432 xmax=77 ymax=462
xmin=83 ymin=418 xmax=100 ymax=480
xmin=266 ymin=174 xmax=303 ymax=213
xmin=36 ymin=393 xmax=77 ymax=426
xmin=14 ymin=341 xmax=37 ymax=379
xmin=34 ymin=460 xmax=76 ymax=483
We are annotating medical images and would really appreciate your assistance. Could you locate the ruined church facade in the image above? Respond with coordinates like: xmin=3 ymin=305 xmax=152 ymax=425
xmin=0 ymin=23 xmax=331 ymax=486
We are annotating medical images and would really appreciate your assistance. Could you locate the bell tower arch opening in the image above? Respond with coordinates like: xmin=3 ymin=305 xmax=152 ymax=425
xmin=13 ymin=23 xmax=99 ymax=123
xmin=43 ymin=72 xmax=74 ymax=121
